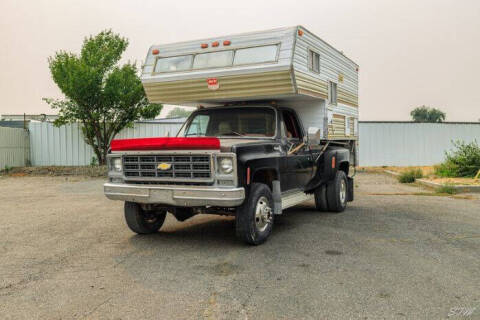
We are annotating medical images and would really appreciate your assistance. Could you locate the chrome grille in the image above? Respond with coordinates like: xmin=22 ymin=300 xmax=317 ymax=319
xmin=123 ymin=154 xmax=212 ymax=181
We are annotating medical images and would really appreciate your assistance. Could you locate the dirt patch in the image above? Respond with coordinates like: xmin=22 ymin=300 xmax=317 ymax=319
xmin=1 ymin=166 xmax=107 ymax=177
xmin=211 ymin=262 xmax=241 ymax=276
xmin=365 ymin=191 xmax=475 ymax=200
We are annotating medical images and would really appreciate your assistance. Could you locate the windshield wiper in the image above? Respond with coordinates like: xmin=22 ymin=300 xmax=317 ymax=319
xmin=221 ymin=131 xmax=245 ymax=137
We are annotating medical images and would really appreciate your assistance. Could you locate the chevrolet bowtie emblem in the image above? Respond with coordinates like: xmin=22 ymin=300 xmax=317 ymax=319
xmin=157 ymin=163 xmax=172 ymax=170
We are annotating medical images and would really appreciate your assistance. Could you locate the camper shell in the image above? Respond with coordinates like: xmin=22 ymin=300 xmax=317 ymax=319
xmin=104 ymin=26 xmax=359 ymax=245
xmin=141 ymin=26 xmax=359 ymax=141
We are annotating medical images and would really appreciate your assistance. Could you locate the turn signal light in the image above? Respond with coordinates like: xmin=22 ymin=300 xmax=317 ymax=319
xmin=152 ymin=49 xmax=159 ymax=55
xmin=212 ymin=41 xmax=219 ymax=47
xmin=332 ymin=156 xmax=336 ymax=168
xmin=223 ymin=40 xmax=231 ymax=46
xmin=201 ymin=43 xmax=208 ymax=49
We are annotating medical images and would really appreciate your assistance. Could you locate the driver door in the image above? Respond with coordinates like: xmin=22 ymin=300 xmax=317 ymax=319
xmin=281 ymin=110 xmax=314 ymax=191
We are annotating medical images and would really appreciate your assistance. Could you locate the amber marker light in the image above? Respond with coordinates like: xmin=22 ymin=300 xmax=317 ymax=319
xmin=298 ymin=29 xmax=304 ymax=36
xmin=223 ymin=40 xmax=231 ymax=46
xmin=201 ymin=43 xmax=208 ymax=49
xmin=152 ymin=49 xmax=159 ymax=55
xmin=212 ymin=41 xmax=219 ymax=47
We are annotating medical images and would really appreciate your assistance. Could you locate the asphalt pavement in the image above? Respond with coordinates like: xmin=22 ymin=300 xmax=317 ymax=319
xmin=0 ymin=172 xmax=479 ymax=319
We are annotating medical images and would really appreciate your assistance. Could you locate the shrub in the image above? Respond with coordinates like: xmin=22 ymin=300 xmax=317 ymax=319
xmin=90 ymin=156 xmax=99 ymax=167
xmin=435 ymin=140 xmax=480 ymax=177
xmin=398 ymin=169 xmax=423 ymax=183
xmin=1 ymin=166 xmax=11 ymax=175
xmin=436 ymin=184 xmax=457 ymax=194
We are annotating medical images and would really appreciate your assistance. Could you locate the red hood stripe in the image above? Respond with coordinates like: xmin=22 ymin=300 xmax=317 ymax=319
xmin=110 ymin=137 xmax=220 ymax=151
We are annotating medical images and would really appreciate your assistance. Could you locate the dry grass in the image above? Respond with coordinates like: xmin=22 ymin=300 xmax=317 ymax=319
xmin=359 ymin=166 xmax=435 ymax=176
xmin=428 ymin=177 xmax=480 ymax=186
xmin=360 ymin=166 xmax=480 ymax=186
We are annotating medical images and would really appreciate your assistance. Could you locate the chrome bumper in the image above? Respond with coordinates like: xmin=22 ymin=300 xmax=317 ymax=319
xmin=104 ymin=182 xmax=245 ymax=207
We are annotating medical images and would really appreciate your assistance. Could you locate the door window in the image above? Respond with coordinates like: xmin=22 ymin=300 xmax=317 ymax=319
xmin=282 ymin=110 xmax=302 ymax=139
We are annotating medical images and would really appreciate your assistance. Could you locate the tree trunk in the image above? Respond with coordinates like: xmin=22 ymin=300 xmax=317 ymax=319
xmin=100 ymin=145 xmax=108 ymax=166
xmin=92 ymin=146 xmax=104 ymax=166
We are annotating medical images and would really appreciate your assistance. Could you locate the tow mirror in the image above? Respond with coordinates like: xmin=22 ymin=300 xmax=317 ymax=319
xmin=307 ymin=127 xmax=321 ymax=145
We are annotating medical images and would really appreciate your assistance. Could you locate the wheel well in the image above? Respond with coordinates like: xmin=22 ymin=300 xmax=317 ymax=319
xmin=339 ymin=161 xmax=349 ymax=175
xmin=252 ymin=168 xmax=278 ymax=190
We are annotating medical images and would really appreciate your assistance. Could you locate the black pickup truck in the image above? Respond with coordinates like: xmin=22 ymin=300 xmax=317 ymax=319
xmin=104 ymin=104 xmax=355 ymax=245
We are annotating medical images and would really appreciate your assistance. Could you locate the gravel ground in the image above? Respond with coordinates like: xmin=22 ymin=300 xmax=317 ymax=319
xmin=0 ymin=173 xmax=479 ymax=319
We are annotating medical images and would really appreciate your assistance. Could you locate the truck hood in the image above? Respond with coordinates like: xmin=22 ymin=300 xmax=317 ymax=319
xmin=110 ymin=137 xmax=269 ymax=152
xmin=110 ymin=137 xmax=220 ymax=151
xmin=219 ymin=138 xmax=270 ymax=152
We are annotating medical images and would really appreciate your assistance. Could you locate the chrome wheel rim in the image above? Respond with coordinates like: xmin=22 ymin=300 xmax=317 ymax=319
xmin=255 ymin=196 xmax=272 ymax=232
xmin=340 ymin=179 xmax=346 ymax=205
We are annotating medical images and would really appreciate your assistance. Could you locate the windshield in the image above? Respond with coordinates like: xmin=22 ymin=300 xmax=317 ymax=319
xmin=180 ymin=107 xmax=276 ymax=138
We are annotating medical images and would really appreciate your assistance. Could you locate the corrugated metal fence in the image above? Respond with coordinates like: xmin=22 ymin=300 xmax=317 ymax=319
xmin=29 ymin=120 xmax=184 ymax=166
xmin=0 ymin=127 xmax=30 ymax=169
xmin=359 ymin=122 xmax=480 ymax=166
xmin=3 ymin=120 xmax=479 ymax=167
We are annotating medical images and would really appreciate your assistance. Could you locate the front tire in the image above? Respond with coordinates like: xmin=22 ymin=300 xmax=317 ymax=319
xmin=236 ymin=183 xmax=274 ymax=245
xmin=326 ymin=171 xmax=348 ymax=212
xmin=124 ymin=202 xmax=167 ymax=234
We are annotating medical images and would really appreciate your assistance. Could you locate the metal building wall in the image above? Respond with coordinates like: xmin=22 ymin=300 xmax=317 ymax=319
xmin=29 ymin=121 xmax=184 ymax=166
xmin=0 ymin=127 xmax=29 ymax=169
xmin=22 ymin=120 xmax=480 ymax=167
xmin=359 ymin=122 xmax=480 ymax=166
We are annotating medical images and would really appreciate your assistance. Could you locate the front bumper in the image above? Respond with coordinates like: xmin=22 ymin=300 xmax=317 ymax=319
xmin=104 ymin=183 xmax=245 ymax=207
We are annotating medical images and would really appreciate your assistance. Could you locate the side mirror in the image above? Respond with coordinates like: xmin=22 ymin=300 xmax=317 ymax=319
xmin=307 ymin=127 xmax=321 ymax=145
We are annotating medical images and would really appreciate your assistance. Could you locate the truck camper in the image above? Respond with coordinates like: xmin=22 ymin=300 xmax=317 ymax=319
xmin=104 ymin=26 xmax=359 ymax=245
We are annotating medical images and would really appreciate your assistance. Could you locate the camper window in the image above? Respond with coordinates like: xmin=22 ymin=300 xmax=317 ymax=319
xmin=308 ymin=50 xmax=320 ymax=73
xmin=328 ymin=81 xmax=337 ymax=105
xmin=154 ymin=55 xmax=193 ymax=73
xmin=193 ymin=50 xmax=234 ymax=69
xmin=233 ymin=45 xmax=278 ymax=65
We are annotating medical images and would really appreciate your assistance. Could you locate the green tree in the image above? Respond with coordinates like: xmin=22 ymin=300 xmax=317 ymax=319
xmin=44 ymin=30 xmax=162 ymax=165
xmin=410 ymin=106 xmax=446 ymax=123
xmin=166 ymin=107 xmax=193 ymax=118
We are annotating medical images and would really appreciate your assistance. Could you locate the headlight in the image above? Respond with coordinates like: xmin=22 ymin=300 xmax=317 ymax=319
xmin=218 ymin=157 xmax=233 ymax=174
xmin=112 ymin=157 xmax=122 ymax=172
